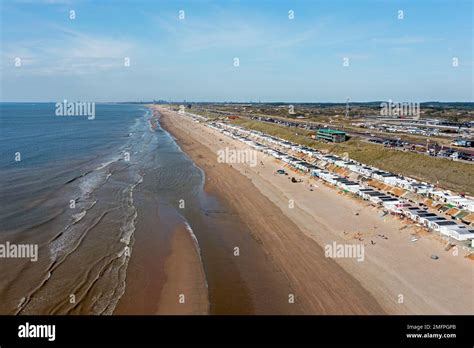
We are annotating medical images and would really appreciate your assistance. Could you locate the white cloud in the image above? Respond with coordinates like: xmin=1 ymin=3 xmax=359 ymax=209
xmin=1 ymin=26 xmax=136 ymax=75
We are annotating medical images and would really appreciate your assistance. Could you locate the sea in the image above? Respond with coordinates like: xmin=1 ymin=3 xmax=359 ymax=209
xmin=0 ymin=102 xmax=300 ymax=315
xmin=0 ymin=103 xmax=207 ymax=314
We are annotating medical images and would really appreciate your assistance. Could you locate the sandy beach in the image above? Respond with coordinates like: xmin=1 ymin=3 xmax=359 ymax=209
xmin=157 ymin=106 xmax=386 ymax=314
xmin=156 ymin=224 xmax=209 ymax=314
xmin=156 ymin=105 xmax=473 ymax=315
xmin=115 ymin=107 xmax=306 ymax=315
xmin=114 ymin=189 xmax=209 ymax=315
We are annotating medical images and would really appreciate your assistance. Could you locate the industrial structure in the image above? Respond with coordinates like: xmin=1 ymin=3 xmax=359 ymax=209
xmin=317 ymin=128 xmax=347 ymax=142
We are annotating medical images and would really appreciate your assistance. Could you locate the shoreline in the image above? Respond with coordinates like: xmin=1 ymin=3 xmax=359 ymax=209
xmin=114 ymin=112 xmax=210 ymax=315
xmin=155 ymin=105 xmax=473 ymax=315
xmin=116 ymin=107 xmax=301 ymax=315
xmin=157 ymin=105 xmax=387 ymax=314
xmin=155 ymin=224 xmax=209 ymax=314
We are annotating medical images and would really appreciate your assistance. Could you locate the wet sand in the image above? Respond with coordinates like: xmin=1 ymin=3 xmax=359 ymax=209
xmin=186 ymin=194 xmax=304 ymax=314
xmin=156 ymin=225 xmax=209 ymax=314
xmin=2 ymin=104 xmax=313 ymax=315
xmin=115 ymin=108 xmax=302 ymax=315
xmin=157 ymin=106 xmax=386 ymax=314
xmin=155 ymin=105 xmax=473 ymax=315
xmin=113 ymin=124 xmax=210 ymax=315
xmin=113 ymin=190 xmax=204 ymax=314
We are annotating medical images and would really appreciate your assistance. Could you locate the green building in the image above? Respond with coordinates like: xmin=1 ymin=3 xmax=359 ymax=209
xmin=317 ymin=128 xmax=346 ymax=142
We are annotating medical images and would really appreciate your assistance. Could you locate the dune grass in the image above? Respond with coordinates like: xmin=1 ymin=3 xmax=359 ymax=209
xmin=231 ymin=118 xmax=473 ymax=195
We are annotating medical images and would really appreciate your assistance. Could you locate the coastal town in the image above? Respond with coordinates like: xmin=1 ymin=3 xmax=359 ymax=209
xmin=1 ymin=0 xmax=472 ymax=344
xmin=176 ymin=107 xmax=474 ymax=250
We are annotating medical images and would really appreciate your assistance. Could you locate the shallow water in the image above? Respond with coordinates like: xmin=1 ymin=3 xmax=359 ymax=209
xmin=0 ymin=103 xmax=298 ymax=314
xmin=0 ymin=103 xmax=208 ymax=314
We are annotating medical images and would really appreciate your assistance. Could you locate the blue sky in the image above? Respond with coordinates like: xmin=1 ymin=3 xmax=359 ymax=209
xmin=0 ymin=0 xmax=472 ymax=102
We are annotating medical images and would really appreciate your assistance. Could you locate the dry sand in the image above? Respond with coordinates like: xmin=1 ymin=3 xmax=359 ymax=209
xmin=156 ymin=105 xmax=473 ymax=315
xmin=158 ymin=106 xmax=385 ymax=314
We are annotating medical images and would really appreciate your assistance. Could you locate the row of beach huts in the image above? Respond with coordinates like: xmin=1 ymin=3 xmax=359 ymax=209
xmin=188 ymin=114 xmax=474 ymax=244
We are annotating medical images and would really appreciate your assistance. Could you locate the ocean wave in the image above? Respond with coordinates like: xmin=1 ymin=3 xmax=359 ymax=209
xmin=109 ymin=176 xmax=142 ymax=315
xmin=15 ymin=271 xmax=52 ymax=314
xmin=119 ymin=174 xmax=142 ymax=246
xmin=72 ymin=210 xmax=87 ymax=223
xmin=119 ymin=209 xmax=138 ymax=246
xmin=49 ymin=200 xmax=97 ymax=244
xmin=183 ymin=221 xmax=208 ymax=289
xmin=95 ymin=157 xmax=121 ymax=171
xmin=6 ymin=104 xmax=154 ymax=315
xmin=78 ymin=166 xmax=113 ymax=198
xmin=65 ymin=170 xmax=94 ymax=185
xmin=48 ymin=209 xmax=110 ymax=264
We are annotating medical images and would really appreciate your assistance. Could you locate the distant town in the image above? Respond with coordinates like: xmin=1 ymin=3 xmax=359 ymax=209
xmin=155 ymin=101 xmax=473 ymax=161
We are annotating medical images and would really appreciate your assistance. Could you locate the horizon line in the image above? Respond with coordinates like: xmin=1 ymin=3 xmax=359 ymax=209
xmin=1 ymin=100 xmax=473 ymax=105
